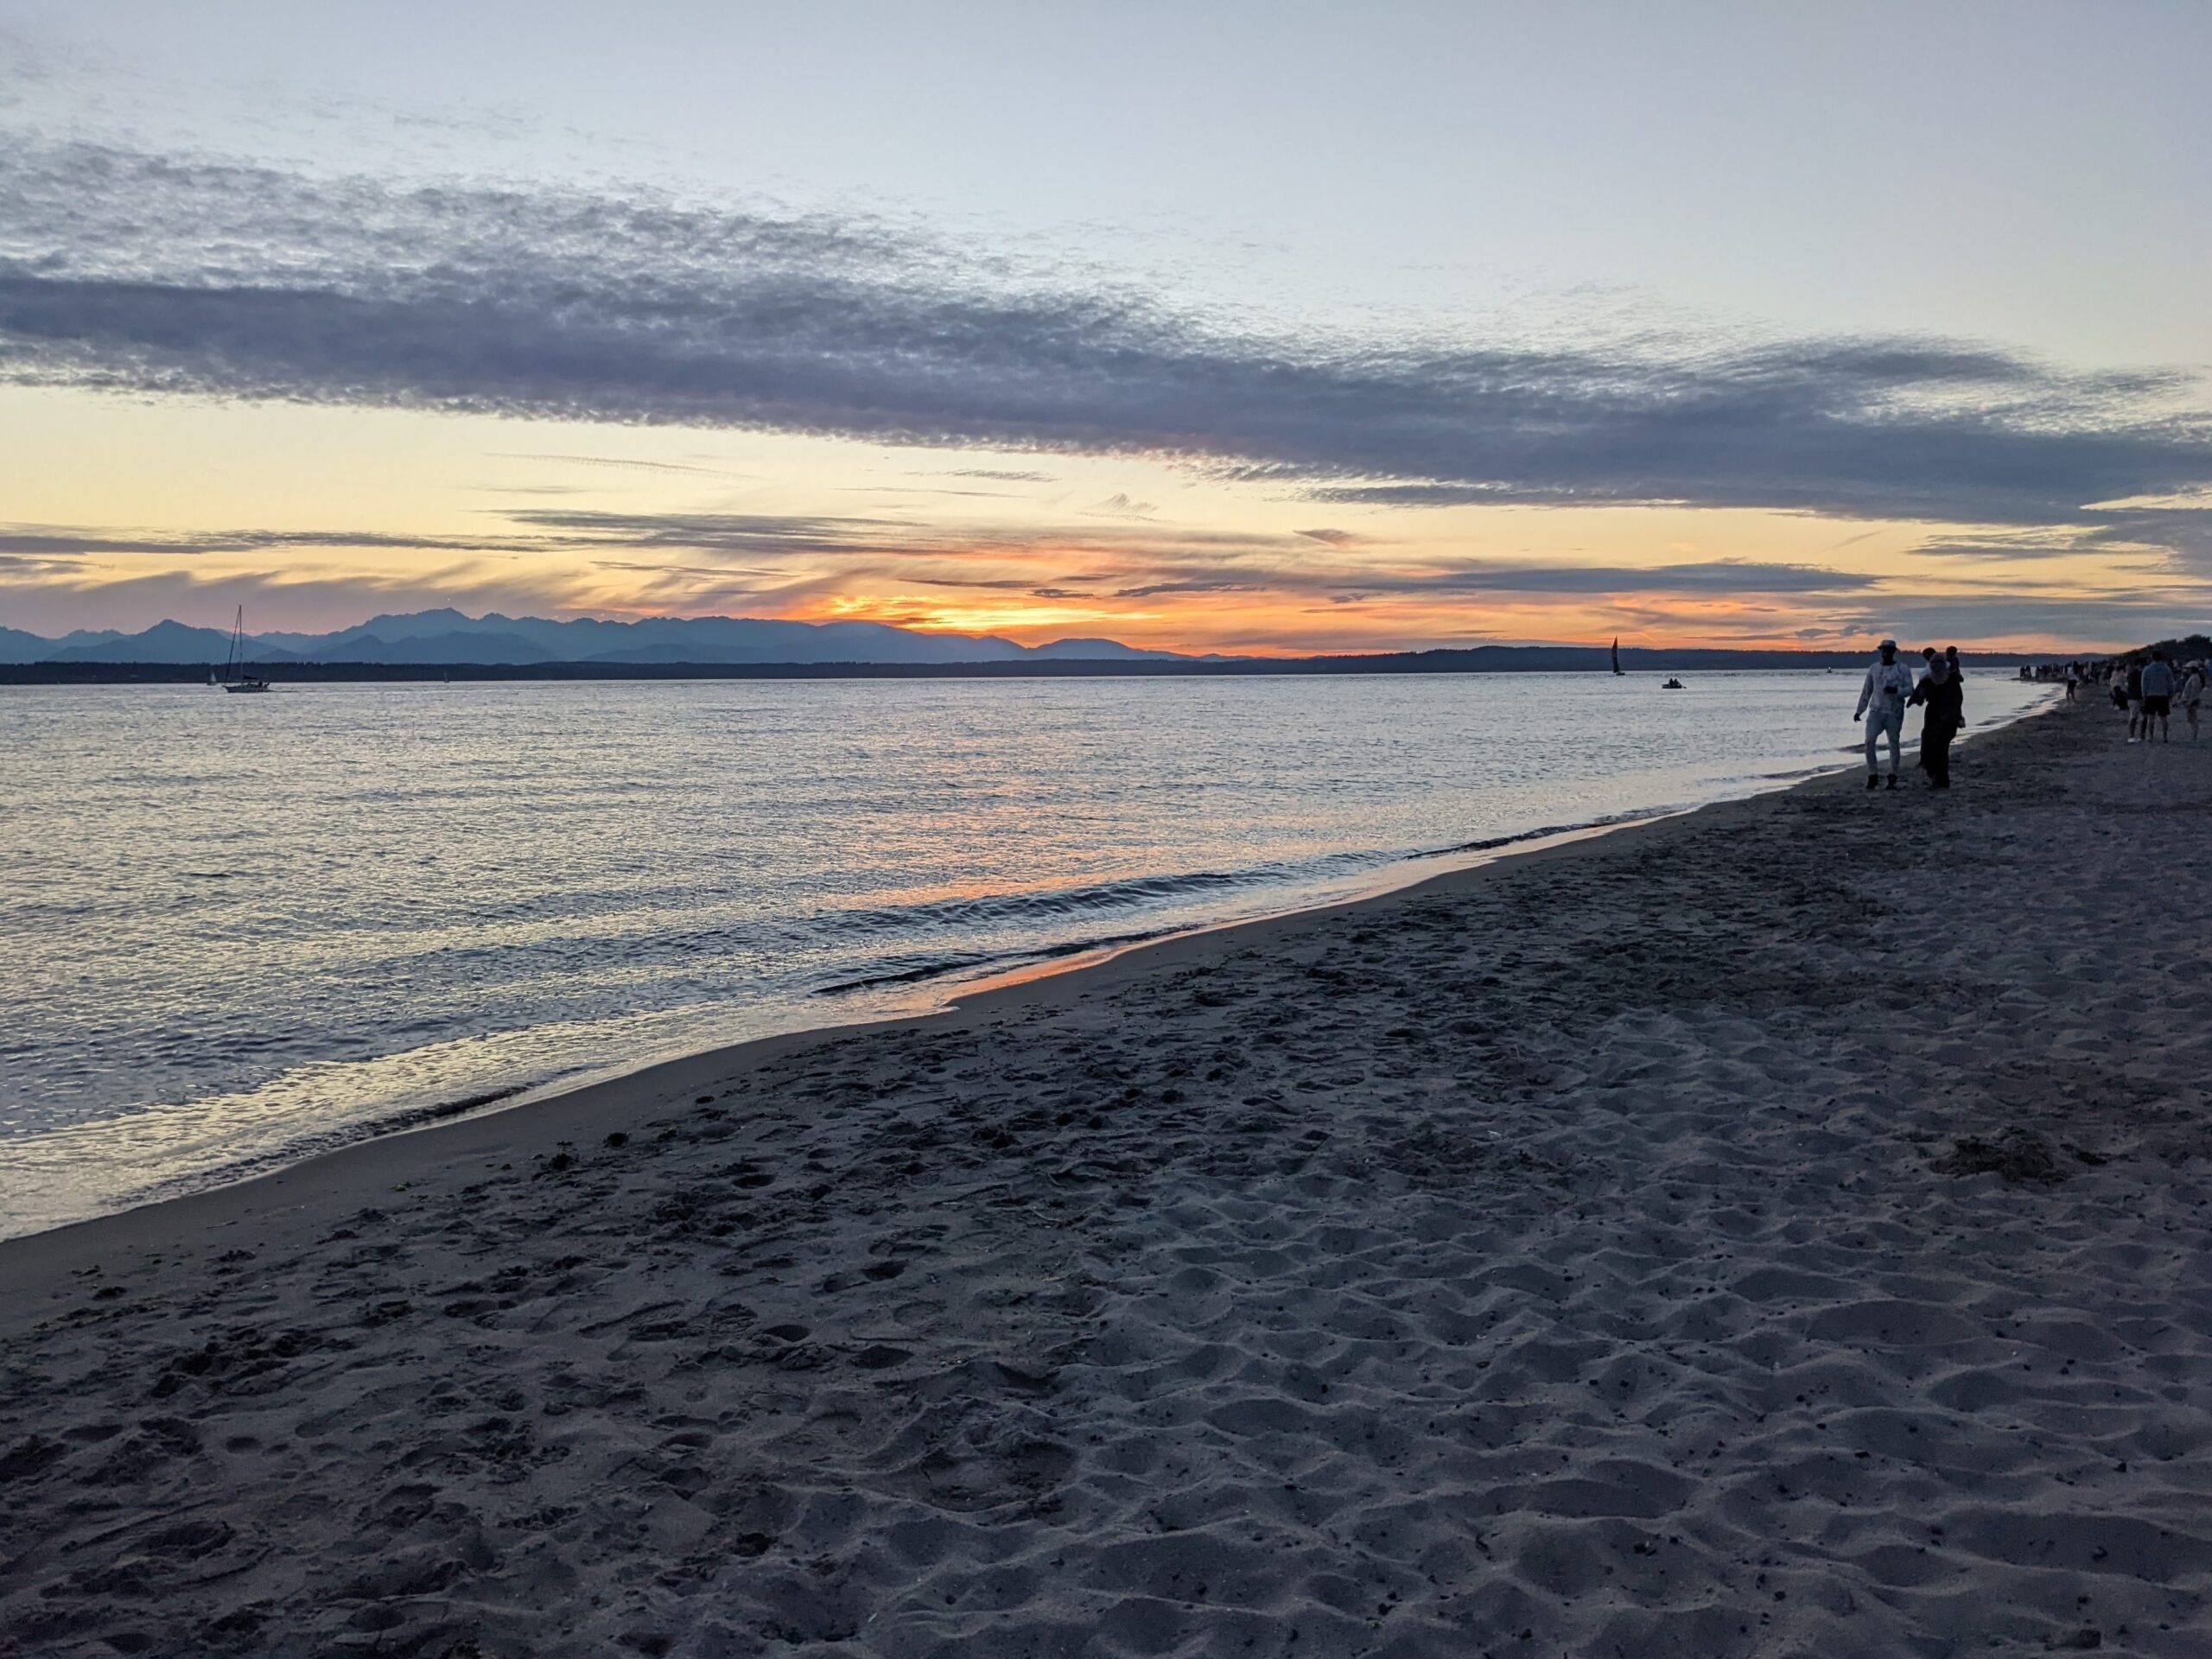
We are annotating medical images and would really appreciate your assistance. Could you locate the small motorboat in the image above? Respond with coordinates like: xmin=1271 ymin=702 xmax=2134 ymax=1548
xmin=1661 ymin=677 xmax=1685 ymax=690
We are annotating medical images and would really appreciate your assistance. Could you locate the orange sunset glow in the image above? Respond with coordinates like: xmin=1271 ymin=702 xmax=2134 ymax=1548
xmin=5 ymin=382 xmax=2195 ymax=658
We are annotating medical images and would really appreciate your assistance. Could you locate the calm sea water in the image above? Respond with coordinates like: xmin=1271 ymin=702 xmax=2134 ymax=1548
xmin=0 ymin=671 xmax=2052 ymax=1236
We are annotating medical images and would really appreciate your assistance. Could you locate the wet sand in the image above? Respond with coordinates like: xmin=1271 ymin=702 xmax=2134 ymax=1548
xmin=3 ymin=698 xmax=2208 ymax=1657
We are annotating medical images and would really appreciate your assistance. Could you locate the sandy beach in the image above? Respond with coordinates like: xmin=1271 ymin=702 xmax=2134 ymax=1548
xmin=3 ymin=697 xmax=2208 ymax=1658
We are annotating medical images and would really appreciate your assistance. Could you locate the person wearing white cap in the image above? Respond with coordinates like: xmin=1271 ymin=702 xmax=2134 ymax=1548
xmin=1853 ymin=638 xmax=1916 ymax=790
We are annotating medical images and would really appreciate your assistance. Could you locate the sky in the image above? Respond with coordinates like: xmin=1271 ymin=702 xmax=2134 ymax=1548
xmin=3 ymin=1 xmax=2209 ymax=653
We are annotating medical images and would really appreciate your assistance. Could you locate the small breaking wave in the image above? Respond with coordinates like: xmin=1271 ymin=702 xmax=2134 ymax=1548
xmin=819 ymin=854 xmax=1381 ymax=938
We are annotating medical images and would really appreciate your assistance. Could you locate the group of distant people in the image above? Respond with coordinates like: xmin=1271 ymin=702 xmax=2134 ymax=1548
xmin=2048 ymin=653 xmax=2205 ymax=741
xmin=2103 ymin=650 xmax=2204 ymax=743
xmin=1854 ymin=639 xmax=1965 ymax=790
xmin=1862 ymin=645 xmax=2205 ymax=790
xmin=1850 ymin=638 xmax=2205 ymax=792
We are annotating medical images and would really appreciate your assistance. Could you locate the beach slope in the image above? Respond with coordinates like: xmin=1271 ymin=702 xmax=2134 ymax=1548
xmin=3 ymin=702 xmax=2209 ymax=1657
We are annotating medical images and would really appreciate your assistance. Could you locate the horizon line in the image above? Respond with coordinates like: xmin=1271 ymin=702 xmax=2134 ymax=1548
xmin=0 ymin=607 xmax=2169 ymax=662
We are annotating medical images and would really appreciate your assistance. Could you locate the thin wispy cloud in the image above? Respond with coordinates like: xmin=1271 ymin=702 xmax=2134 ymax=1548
xmin=1906 ymin=511 xmax=2212 ymax=573
xmin=4 ymin=508 xmax=1913 ymax=618
xmin=1083 ymin=493 xmax=1158 ymax=518
xmin=500 ymin=510 xmax=924 ymax=558
xmin=1316 ymin=561 xmax=1880 ymax=598
xmin=840 ymin=485 xmax=1028 ymax=499
xmin=0 ymin=523 xmax=550 ymax=557
xmin=1115 ymin=580 xmax=1265 ymax=599
xmin=486 ymin=452 xmax=747 ymax=476
xmin=3 ymin=136 xmax=2207 ymax=542
xmin=1833 ymin=594 xmax=2212 ymax=642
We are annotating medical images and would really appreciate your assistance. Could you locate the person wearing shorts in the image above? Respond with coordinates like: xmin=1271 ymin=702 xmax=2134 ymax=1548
xmin=2139 ymin=651 xmax=2175 ymax=743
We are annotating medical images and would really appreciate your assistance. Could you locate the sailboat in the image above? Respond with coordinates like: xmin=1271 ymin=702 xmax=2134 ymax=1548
xmin=220 ymin=606 xmax=272 ymax=694
xmin=1611 ymin=637 xmax=1624 ymax=677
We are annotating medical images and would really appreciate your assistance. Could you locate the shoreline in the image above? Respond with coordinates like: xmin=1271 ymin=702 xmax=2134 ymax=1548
xmin=10 ymin=692 xmax=2204 ymax=1657
xmin=9 ymin=694 xmax=2061 ymax=1256
xmin=2 ymin=690 xmax=2056 ymax=1251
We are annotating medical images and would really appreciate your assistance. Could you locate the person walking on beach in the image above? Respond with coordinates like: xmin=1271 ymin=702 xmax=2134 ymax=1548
xmin=2125 ymin=660 xmax=2145 ymax=741
xmin=2180 ymin=661 xmax=2205 ymax=740
xmin=1910 ymin=649 xmax=1964 ymax=788
xmin=1912 ymin=647 xmax=1940 ymax=772
xmin=2139 ymin=650 xmax=2175 ymax=743
xmin=1854 ymin=638 xmax=1916 ymax=790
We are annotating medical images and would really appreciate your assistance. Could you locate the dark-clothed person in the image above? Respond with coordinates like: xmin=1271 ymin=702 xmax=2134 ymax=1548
xmin=1910 ymin=652 xmax=1965 ymax=788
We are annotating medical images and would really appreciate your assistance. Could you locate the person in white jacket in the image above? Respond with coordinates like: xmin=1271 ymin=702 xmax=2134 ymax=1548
xmin=1854 ymin=639 xmax=1916 ymax=790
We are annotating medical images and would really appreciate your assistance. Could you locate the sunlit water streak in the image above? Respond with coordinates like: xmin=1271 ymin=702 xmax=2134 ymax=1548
xmin=0 ymin=671 xmax=2053 ymax=1236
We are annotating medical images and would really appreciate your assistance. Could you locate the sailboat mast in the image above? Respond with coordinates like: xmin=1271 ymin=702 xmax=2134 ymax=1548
xmin=225 ymin=606 xmax=241 ymax=683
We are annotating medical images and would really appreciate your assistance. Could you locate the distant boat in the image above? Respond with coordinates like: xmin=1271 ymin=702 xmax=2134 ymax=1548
xmin=1661 ymin=677 xmax=1685 ymax=690
xmin=219 ymin=606 xmax=271 ymax=694
xmin=1611 ymin=637 xmax=1624 ymax=676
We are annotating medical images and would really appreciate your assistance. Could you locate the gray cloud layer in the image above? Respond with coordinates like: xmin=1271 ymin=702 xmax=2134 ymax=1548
xmin=5 ymin=138 xmax=2210 ymax=536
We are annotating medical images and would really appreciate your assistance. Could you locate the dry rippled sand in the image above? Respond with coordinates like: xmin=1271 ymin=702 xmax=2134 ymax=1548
xmin=3 ymin=700 xmax=2209 ymax=1657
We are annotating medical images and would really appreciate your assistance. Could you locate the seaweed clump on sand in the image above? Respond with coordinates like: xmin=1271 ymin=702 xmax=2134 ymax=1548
xmin=1933 ymin=1126 xmax=2068 ymax=1185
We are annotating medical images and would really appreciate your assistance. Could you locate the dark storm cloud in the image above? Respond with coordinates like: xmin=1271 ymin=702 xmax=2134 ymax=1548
xmin=5 ymin=137 xmax=2209 ymax=536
